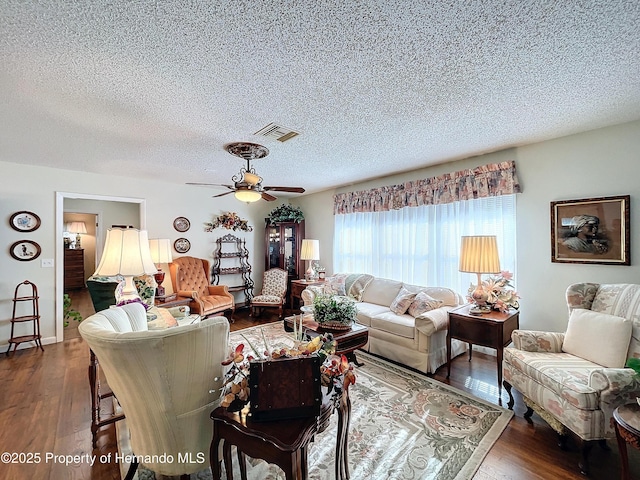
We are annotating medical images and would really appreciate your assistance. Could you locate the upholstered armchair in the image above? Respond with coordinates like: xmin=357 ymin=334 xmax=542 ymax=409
xmin=78 ymin=303 xmax=230 ymax=479
xmin=170 ymin=256 xmax=234 ymax=320
xmin=87 ymin=274 xmax=157 ymax=313
xmin=250 ymin=268 xmax=288 ymax=319
xmin=503 ymin=283 xmax=640 ymax=475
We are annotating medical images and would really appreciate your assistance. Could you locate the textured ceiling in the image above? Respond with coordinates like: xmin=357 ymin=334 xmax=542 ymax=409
xmin=1 ymin=1 xmax=639 ymax=197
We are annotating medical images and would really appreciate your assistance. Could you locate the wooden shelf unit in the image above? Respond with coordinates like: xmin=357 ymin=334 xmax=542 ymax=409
xmin=212 ymin=233 xmax=254 ymax=307
xmin=6 ymin=280 xmax=43 ymax=355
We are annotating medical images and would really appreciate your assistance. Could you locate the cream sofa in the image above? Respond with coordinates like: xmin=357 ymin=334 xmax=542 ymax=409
xmin=301 ymin=274 xmax=466 ymax=373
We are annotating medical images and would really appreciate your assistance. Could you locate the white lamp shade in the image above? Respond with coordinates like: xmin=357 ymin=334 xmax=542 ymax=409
xmin=234 ymin=189 xmax=262 ymax=203
xmin=300 ymin=239 xmax=320 ymax=261
xmin=459 ymin=236 xmax=501 ymax=274
xmin=67 ymin=221 xmax=87 ymax=234
xmin=148 ymin=238 xmax=173 ymax=264
xmin=93 ymin=228 xmax=158 ymax=277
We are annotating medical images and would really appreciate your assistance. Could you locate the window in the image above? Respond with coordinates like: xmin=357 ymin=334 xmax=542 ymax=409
xmin=334 ymin=194 xmax=516 ymax=294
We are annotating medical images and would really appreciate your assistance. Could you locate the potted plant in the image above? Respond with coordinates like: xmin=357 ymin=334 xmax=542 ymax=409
xmin=63 ymin=293 xmax=83 ymax=327
xmin=312 ymin=294 xmax=357 ymax=331
xmin=267 ymin=204 xmax=305 ymax=224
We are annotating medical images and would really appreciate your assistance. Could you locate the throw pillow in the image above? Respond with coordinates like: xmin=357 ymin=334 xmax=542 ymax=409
xmin=324 ymin=275 xmax=347 ymax=296
xmin=408 ymin=291 xmax=443 ymax=317
xmin=562 ymin=308 xmax=632 ymax=368
xmin=390 ymin=287 xmax=417 ymax=315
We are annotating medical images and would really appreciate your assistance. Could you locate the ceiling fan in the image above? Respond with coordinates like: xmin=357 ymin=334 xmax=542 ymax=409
xmin=188 ymin=142 xmax=305 ymax=202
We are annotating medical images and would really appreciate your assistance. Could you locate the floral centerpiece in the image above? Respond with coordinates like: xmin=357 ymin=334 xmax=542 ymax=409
xmin=205 ymin=212 xmax=253 ymax=232
xmin=467 ymin=271 xmax=520 ymax=313
xmin=267 ymin=204 xmax=304 ymax=224
xmin=313 ymin=294 xmax=357 ymax=330
xmin=215 ymin=327 xmax=355 ymax=411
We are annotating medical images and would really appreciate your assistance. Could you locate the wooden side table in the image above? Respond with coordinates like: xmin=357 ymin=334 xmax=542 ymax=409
xmin=446 ymin=304 xmax=519 ymax=394
xmin=289 ymin=279 xmax=323 ymax=313
xmin=210 ymin=386 xmax=351 ymax=480
xmin=154 ymin=295 xmax=191 ymax=308
xmin=614 ymin=403 xmax=640 ymax=480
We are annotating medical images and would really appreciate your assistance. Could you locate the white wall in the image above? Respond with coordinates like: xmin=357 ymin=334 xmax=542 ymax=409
xmin=295 ymin=119 xmax=640 ymax=334
xmin=0 ymin=161 xmax=273 ymax=349
xmin=2 ymin=119 xmax=639 ymax=348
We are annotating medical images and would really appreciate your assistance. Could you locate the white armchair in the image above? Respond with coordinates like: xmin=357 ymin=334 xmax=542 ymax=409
xmin=503 ymin=283 xmax=640 ymax=475
xmin=78 ymin=303 xmax=230 ymax=478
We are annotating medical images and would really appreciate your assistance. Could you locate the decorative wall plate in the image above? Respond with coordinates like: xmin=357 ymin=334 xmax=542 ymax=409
xmin=10 ymin=240 xmax=42 ymax=261
xmin=10 ymin=211 xmax=41 ymax=232
xmin=174 ymin=238 xmax=191 ymax=253
xmin=173 ymin=217 xmax=190 ymax=232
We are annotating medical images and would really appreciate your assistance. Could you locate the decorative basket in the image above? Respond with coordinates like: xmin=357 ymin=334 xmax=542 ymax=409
xmin=317 ymin=321 xmax=353 ymax=332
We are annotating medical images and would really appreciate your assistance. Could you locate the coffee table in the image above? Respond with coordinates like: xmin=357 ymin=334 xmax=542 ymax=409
xmin=284 ymin=314 xmax=369 ymax=366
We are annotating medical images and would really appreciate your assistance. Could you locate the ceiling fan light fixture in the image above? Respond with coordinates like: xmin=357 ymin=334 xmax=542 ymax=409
xmin=242 ymin=171 xmax=262 ymax=186
xmin=234 ymin=189 xmax=262 ymax=203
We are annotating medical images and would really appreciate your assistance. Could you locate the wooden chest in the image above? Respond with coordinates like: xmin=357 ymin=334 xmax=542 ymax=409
xmin=249 ymin=355 xmax=322 ymax=422
xmin=64 ymin=248 xmax=85 ymax=290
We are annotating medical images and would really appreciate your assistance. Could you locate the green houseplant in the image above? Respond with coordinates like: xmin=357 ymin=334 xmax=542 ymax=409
xmin=312 ymin=294 xmax=357 ymax=330
xmin=63 ymin=293 xmax=83 ymax=327
xmin=267 ymin=204 xmax=304 ymax=224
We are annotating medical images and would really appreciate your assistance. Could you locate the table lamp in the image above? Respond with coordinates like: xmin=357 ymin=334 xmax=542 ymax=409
xmin=300 ymin=239 xmax=320 ymax=281
xmin=67 ymin=221 xmax=87 ymax=249
xmin=148 ymin=238 xmax=173 ymax=296
xmin=93 ymin=228 xmax=158 ymax=302
xmin=459 ymin=235 xmax=501 ymax=314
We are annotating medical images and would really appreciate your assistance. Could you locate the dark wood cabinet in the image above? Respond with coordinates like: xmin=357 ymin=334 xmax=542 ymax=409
xmin=264 ymin=219 xmax=305 ymax=281
xmin=64 ymin=248 xmax=85 ymax=291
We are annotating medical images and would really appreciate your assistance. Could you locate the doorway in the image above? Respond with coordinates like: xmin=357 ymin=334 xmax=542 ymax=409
xmin=55 ymin=192 xmax=146 ymax=342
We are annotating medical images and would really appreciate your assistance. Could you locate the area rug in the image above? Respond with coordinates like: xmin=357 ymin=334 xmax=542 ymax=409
xmin=118 ymin=322 xmax=513 ymax=480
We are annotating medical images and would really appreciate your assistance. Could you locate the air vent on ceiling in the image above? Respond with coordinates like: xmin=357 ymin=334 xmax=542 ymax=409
xmin=254 ymin=123 xmax=300 ymax=142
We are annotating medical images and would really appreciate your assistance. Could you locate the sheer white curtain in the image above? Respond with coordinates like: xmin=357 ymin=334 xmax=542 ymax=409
xmin=333 ymin=194 xmax=517 ymax=295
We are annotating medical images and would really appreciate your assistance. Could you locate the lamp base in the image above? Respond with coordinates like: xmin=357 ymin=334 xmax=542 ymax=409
xmin=469 ymin=304 xmax=492 ymax=315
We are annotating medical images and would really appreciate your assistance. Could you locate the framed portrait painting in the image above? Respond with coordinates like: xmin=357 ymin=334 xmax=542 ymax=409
xmin=551 ymin=195 xmax=630 ymax=265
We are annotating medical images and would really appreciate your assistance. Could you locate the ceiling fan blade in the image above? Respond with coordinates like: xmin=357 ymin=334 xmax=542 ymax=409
xmin=212 ymin=191 xmax=235 ymax=198
xmin=261 ymin=192 xmax=278 ymax=201
xmin=187 ymin=182 xmax=235 ymax=189
xmin=262 ymin=186 xmax=306 ymax=193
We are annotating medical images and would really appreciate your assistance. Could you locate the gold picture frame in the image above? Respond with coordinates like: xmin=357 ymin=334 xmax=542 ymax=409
xmin=551 ymin=195 xmax=630 ymax=265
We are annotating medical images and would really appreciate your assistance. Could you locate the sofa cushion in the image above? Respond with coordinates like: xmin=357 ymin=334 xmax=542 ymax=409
xmin=562 ymin=308 xmax=632 ymax=368
xmin=390 ymin=287 xmax=417 ymax=315
xmin=356 ymin=303 xmax=392 ymax=327
xmin=361 ymin=277 xmax=403 ymax=306
xmin=324 ymin=274 xmax=347 ymax=296
xmin=370 ymin=311 xmax=415 ymax=339
xmin=408 ymin=291 xmax=443 ymax=317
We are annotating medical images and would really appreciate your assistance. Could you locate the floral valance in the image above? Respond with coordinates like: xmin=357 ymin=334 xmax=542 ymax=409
xmin=333 ymin=161 xmax=521 ymax=215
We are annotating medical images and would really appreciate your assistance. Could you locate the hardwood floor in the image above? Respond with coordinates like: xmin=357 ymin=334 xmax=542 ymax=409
xmin=1 ymin=288 xmax=637 ymax=479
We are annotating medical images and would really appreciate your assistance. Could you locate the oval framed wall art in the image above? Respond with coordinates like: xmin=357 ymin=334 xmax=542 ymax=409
xmin=10 ymin=240 xmax=42 ymax=261
xmin=173 ymin=217 xmax=190 ymax=232
xmin=174 ymin=238 xmax=191 ymax=253
xmin=10 ymin=211 xmax=41 ymax=232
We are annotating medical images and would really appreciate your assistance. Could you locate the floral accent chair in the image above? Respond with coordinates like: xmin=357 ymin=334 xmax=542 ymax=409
xmin=503 ymin=283 xmax=640 ymax=475
xmin=250 ymin=268 xmax=288 ymax=319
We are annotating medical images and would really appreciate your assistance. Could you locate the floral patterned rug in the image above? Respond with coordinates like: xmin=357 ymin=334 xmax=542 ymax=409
xmin=119 ymin=322 xmax=513 ymax=480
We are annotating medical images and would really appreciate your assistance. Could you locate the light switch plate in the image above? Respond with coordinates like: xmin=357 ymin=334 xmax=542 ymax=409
xmin=41 ymin=258 xmax=54 ymax=268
